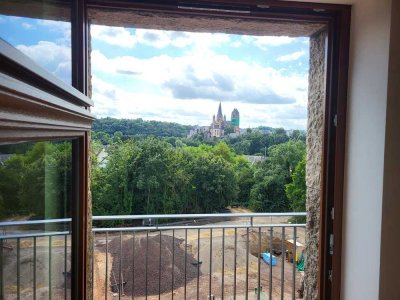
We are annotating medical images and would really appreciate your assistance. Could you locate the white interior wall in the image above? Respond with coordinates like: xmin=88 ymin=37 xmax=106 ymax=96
xmin=283 ymin=0 xmax=392 ymax=299
xmin=342 ymin=1 xmax=391 ymax=299
xmin=379 ymin=0 xmax=400 ymax=298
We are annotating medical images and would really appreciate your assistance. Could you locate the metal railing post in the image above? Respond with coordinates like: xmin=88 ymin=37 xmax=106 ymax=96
xmin=145 ymin=231 xmax=149 ymax=300
xmin=17 ymin=238 xmax=20 ymax=300
xmin=172 ymin=229 xmax=175 ymax=300
xmin=222 ymin=227 xmax=225 ymax=300
xmin=281 ymin=227 xmax=285 ymax=300
xmin=64 ymin=234 xmax=68 ymax=300
xmin=105 ymin=232 xmax=108 ymax=300
xmin=159 ymin=231 xmax=161 ymax=300
xmin=257 ymin=228 xmax=261 ymax=300
xmin=233 ymin=228 xmax=237 ymax=300
xmin=0 ymin=239 xmax=3 ymax=300
xmin=132 ymin=231 xmax=135 ymax=300
xmin=245 ymin=227 xmax=249 ymax=300
xmin=197 ymin=229 xmax=200 ymax=300
xmin=269 ymin=228 xmax=273 ymax=300
xmin=292 ymin=227 xmax=297 ymax=300
xmin=184 ymin=229 xmax=187 ymax=300
xmin=92 ymin=232 xmax=94 ymax=300
xmin=209 ymin=228 xmax=212 ymax=299
xmin=33 ymin=237 xmax=36 ymax=300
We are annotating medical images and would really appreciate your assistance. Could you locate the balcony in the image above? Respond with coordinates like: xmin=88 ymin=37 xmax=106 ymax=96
xmin=1 ymin=212 xmax=306 ymax=300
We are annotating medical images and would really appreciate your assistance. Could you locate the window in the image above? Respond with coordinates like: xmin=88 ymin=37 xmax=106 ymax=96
xmin=0 ymin=1 xmax=94 ymax=299
xmin=1 ymin=1 xmax=351 ymax=299
xmin=0 ymin=0 xmax=72 ymax=84
xmin=0 ymin=139 xmax=73 ymax=299
xmin=86 ymin=2 xmax=350 ymax=299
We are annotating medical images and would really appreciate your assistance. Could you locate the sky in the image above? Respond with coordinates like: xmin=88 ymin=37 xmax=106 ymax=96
xmin=0 ymin=15 xmax=310 ymax=129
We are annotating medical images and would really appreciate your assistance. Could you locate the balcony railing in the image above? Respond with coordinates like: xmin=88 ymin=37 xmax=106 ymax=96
xmin=0 ymin=218 xmax=72 ymax=300
xmin=1 ymin=212 xmax=306 ymax=300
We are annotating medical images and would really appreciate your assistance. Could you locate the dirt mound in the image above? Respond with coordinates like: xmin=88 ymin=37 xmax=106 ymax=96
xmin=104 ymin=234 xmax=201 ymax=297
xmin=248 ymin=229 xmax=283 ymax=257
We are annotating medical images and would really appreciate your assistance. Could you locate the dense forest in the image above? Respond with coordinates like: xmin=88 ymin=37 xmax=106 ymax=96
xmin=92 ymin=118 xmax=192 ymax=140
xmin=93 ymin=117 xmax=306 ymax=155
xmin=0 ymin=141 xmax=72 ymax=219
xmin=0 ymin=119 xmax=307 ymax=221
xmin=91 ymin=134 xmax=307 ymax=219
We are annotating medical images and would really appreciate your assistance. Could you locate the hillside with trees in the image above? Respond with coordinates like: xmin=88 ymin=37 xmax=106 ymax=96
xmin=92 ymin=117 xmax=305 ymax=155
xmin=0 ymin=120 xmax=307 ymax=220
xmin=91 ymin=136 xmax=307 ymax=219
xmin=92 ymin=118 xmax=192 ymax=142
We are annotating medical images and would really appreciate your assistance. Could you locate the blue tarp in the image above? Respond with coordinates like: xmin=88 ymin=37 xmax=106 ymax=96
xmin=262 ymin=252 xmax=277 ymax=266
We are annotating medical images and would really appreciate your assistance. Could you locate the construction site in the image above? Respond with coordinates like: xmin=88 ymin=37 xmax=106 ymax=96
xmin=1 ymin=213 xmax=305 ymax=299
xmin=92 ymin=215 xmax=305 ymax=299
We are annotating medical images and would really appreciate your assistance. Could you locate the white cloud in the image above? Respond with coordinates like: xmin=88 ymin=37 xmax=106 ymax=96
xmin=90 ymin=44 xmax=308 ymax=128
xmin=37 ymin=20 xmax=71 ymax=44
xmin=88 ymin=27 xmax=307 ymax=129
xmin=242 ymin=35 xmax=295 ymax=50
xmin=135 ymin=29 xmax=194 ymax=48
xmin=277 ymin=50 xmax=306 ymax=62
xmin=91 ymin=74 xmax=307 ymax=129
xmin=91 ymin=25 xmax=136 ymax=48
xmin=90 ymin=26 xmax=231 ymax=50
xmin=230 ymin=41 xmax=242 ymax=48
xmin=91 ymin=48 xmax=307 ymax=104
xmin=17 ymin=41 xmax=70 ymax=64
xmin=16 ymin=41 xmax=71 ymax=83
xmin=21 ymin=22 xmax=33 ymax=29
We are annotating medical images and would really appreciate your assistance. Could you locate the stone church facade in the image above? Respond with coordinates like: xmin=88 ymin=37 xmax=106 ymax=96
xmin=187 ymin=102 xmax=240 ymax=139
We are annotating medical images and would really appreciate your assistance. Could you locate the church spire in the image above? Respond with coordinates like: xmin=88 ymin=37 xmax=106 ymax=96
xmin=217 ymin=101 xmax=223 ymax=119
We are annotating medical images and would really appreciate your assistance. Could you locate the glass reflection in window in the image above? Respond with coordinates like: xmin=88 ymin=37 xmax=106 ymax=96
xmin=0 ymin=0 xmax=71 ymax=84
xmin=0 ymin=139 xmax=73 ymax=299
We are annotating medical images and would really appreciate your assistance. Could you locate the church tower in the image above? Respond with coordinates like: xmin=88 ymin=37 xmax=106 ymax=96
xmin=231 ymin=108 xmax=240 ymax=134
xmin=210 ymin=101 xmax=226 ymax=137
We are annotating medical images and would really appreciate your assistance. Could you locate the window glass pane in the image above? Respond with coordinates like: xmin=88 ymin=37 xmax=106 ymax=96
xmin=0 ymin=139 xmax=73 ymax=299
xmin=0 ymin=0 xmax=71 ymax=84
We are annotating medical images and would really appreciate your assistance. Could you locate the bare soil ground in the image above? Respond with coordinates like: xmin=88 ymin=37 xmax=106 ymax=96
xmin=2 ymin=236 xmax=71 ymax=300
xmin=93 ymin=221 xmax=304 ymax=300
xmin=1 ymin=212 xmax=304 ymax=300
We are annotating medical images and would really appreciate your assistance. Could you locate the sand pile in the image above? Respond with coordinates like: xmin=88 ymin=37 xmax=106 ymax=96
xmin=104 ymin=234 xmax=201 ymax=297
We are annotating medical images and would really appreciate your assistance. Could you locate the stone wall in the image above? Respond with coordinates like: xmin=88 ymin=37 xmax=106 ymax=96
xmin=86 ymin=28 xmax=94 ymax=300
xmin=304 ymin=29 xmax=326 ymax=299
xmin=86 ymin=133 xmax=93 ymax=300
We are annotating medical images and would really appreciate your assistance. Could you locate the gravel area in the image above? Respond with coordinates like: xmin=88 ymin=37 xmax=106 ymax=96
xmin=102 ymin=234 xmax=201 ymax=297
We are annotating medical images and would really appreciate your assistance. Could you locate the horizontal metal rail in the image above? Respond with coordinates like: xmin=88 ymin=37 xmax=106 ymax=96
xmin=0 ymin=230 xmax=70 ymax=240
xmin=93 ymin=212 xmax=306 ymax=221
xmin=92 ymin=223 xmax=305 ymax=233
xmin=0 ymin=218 xmax=71 ymax=227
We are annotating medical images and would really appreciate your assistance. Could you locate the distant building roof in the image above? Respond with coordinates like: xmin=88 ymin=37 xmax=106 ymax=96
xmin=244 ymin=155 xmax=266 ymax=165
xmin=0 ymin=154 xmax=12 ymax=163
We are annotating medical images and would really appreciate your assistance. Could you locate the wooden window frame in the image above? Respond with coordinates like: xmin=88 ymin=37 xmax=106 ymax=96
xmin=80 ymin=1 xmax=350 ymax=299
xmin=0 ymin=27 xmax=94 ymax=300
xmin=0 ymin=0 xmax=350 ymax=298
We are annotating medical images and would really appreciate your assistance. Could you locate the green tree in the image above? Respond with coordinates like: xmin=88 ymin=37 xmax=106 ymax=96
xmin=249 ymin=174 xmax=288 ymax=212
xmin=248 ymin=141 xmax=305 ymax=212
xmin=285 ymin=156 xmax=306 ymax=212
xmin=0 ymin=141 xmax=72 ymax=219
xmin=92 ymin=140 xmax=139 ymax=216
xmin=235 ymin=157 xmax=254 ymax=206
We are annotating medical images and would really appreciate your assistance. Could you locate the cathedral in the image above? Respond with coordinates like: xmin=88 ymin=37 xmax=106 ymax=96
xmin=210 ymin=102 xmax=227 ymax=137
xmin=209 ymin=102 xmax=240 ymax=138
xmin=187 ymin=102 xmax=240 ymax=139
